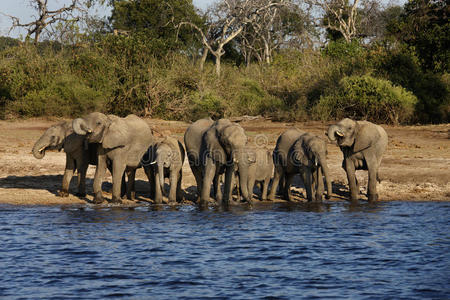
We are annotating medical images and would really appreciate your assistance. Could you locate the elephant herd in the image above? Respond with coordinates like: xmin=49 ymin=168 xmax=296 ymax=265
xmin=32 ymin=112 xmax=388 ymax=206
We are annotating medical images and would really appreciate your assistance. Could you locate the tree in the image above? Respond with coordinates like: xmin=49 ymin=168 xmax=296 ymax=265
xmin=109 ymin=0 xmax=204 ymax=54
xmin=4 ymin=0 xmax=87 ymax=44
xmin=398 ymin=0 xmax=449 ymax=73
xmin=179 ymin=0 xmax=287 ymax=76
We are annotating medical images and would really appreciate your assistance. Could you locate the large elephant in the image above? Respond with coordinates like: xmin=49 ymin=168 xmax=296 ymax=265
xmin=269 ymin=128 xmax=305 ymax=201
xmin=269 ymin=129 xmax=332 ymax=202
xmin=289 ymin=133 xmax=332 ymax=202
xmin=327 ymin=118 xmax=388 ymax=202
xmin=73 ymin=112 xmax=154 ymax=204
xmin=184 ymin=117 xmax=214 ymax=200
xmin=32 ymin=121 xmax=97 ymax=197
xmin=184 ymin=118 xmax=252 ymax=206
xmin=144 ymin=136 xmax=185 ymax=204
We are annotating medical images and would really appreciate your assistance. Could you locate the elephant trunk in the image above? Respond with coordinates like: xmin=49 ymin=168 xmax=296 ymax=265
xmin=157 ymin=158 xmax=165 ymax=196
xmin=73 ymin=118 xmax=91 ymax=135
xmin=327 ymin=125 xmax=342 ymax=142
xmin=237 ymin=159 xmax=250 ymax=202
xmin=32 ymin=135 xmax=50 ymax=159
xmin=319 ymin=156 xmax=332 ymax=199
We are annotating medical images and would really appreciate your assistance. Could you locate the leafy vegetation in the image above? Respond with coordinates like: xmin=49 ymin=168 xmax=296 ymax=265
xmin=0 ymin=0 xmax=448 ymax=124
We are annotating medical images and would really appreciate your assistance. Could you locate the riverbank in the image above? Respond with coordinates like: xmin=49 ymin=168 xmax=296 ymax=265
xmin=0 ymin=117 xmax=449 ymax=206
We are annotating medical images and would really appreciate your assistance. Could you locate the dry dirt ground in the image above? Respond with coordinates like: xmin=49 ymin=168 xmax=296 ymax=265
xmin=0 ymin=117 xmax=449 ymax=206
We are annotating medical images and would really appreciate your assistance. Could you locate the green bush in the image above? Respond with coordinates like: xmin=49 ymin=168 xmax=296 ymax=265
xmin=11 ymin=74 xmax=104 ymax=117
xmin=190 ymin=92 xmax=226 ymax=120
xmin=314 ymin=75 xmax=418 ymax=124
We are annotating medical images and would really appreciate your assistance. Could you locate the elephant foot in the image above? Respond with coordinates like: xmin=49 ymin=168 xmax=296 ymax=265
xmin=368 ymin=193 xmax=378 ymax=202
xmin=58 ymin=190 xmax=69 ymax=197
xmin=75 ymin=192 xmax=87 ymax=198
xmin=325 ymin=193 xmax=331 ymax=200
xmin=93 ymin=194 xmax=105 ymax=204
xmin=127 ymin=192 xmax=136 ymax=201
xmin=110 ymin=196 xmax=123 ymax=204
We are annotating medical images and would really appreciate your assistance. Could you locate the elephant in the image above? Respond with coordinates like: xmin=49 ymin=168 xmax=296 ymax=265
xmin=73 ymin=112 xmax=154 ymax=204
xmin=143 ymin=136 xmax=185 ymax=204
xmin=32 ymin=121 xmax=97 ymax=197
xmin=184 ymin=118 xmax=252 ymax=206
xmin=289 ymin=133 xmax=332 ymax=202
xmin=327 ymin=118 xmax=388 ymax=202
xmin=269 ymin=129 xmax=332 ymax=202
xmin=246 ymin=148 xmax=273 ymax=201
xmin=184 ymin=117 xmax=214 ymax=200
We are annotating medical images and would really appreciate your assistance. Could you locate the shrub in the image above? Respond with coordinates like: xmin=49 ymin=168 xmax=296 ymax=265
xmin=314 ymin=75 xmax=418 ymax=124
xmin=190 ymin=92 xmax=226 ymax=120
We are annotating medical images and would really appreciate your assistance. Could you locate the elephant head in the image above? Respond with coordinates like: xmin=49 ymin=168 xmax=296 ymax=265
xmin=73 ymin=112 xmax=129 ymax=149
xmin=327 ymin=118 xmax=379 ymax=152
xmin=32 ymin=122 xmax=69 ymax=159
xmin=154 ymin=142 xmax=173 ymax=195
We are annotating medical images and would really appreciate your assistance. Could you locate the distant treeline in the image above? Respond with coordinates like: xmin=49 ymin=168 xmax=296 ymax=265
xmin=0 ymin=0 xmax=448 ymax=124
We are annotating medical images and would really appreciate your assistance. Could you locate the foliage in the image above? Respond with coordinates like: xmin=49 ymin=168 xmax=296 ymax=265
xmin=314 ymin=75 xmax=418 ymax=124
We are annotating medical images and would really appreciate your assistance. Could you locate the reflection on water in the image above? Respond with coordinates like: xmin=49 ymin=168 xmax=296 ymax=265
xmin=0 ymin=201 xmax=449 ymax=299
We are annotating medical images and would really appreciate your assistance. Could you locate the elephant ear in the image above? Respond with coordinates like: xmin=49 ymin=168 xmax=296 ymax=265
xmin=293 ymin=142 xmax=309 ymax=166
xmin=204 ymin=127 xmax=225 ymax=164
xmin=102 ymin=118 xmax=129 ymax=149
xmin=353 ymin=122 xmax=380 ymax=153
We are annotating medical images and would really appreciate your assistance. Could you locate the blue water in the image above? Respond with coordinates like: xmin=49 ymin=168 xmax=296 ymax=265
xmin=0 ymin=201 xmax=449 ymax=299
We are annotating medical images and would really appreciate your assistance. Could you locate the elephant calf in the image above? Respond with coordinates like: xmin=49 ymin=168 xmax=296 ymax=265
xmin=144 ymin=136 xmax=185 ymax=204
xmin=327 ymin=118 xmax=387 ymax=202
xmin=247 ymin=148 xmax=273 ymax=201
xmin=32 ymin=121 xmax=97 ymax=197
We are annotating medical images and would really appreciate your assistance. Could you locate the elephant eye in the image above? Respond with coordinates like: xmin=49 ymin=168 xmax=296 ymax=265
xmin=96 ymin=122 xmax=101 ymax=126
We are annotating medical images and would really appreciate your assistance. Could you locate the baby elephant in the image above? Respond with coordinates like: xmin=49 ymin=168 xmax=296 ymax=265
xmin=32 ymin=121 xmax=97 ymax=197
xmin=144 ymin=136 xmax=185 ymax=204
xmin=247 ymin=148 xmax=274 ymax=201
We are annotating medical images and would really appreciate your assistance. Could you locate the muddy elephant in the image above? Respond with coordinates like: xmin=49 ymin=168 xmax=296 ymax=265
xmin=246 ymin=148 xmax=273 ymax=201
xmin=73 ymin=112 xmax=154 ymax=204
xmin=289 ymin=133 xmax=332 ymax=202
xmin=143 ymin=136 xmax=185 ymax=204
xmin=32 ymin=121 xmax=98 ymax=197
xmin=184 ymin=118 xmax=252 ymax=206
xmin=327 ymin=118 xmax=388 ymax=202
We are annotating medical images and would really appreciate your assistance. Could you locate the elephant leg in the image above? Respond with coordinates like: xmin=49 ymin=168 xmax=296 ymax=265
xmin=126 ymin=169 xmax=136 ymax=200
xmin=261 ymin=180 xmax=269 ymax=201
xmin=247 ymin=174 xmax=256 ymax=206
xmin=93 ymin=153 xmax=107 ymax=204
xmin=366 ymin=155 xmax=379 ymax=202
xmin=60 ymin=154 xmax=75 ymax=197
xmin=200 ymin=158 xmax=216 ymax=207
xmin=213 ymin=170 xmax=222 ymax=203
xmin=176 ymin=170 xmax=183 ymax=203
xmin=111 ymin=160 xmax=126 ymax=204
xmin=315 ymin=167 xmax=323 ymax=202
xmin=268 ymin=167 xmax=282 ymax=201
xmin=284 ymin=174 xmax=294 ymax=201
xmin=143 ymin=166 xmax=155 ymax=200
xmin=344 ymin=158 xmax=358 ymax=202
xmin=301 ymin=169 xmax=313 ymax=202
xmin=191 ymin=165 xmax=203 ymax=200
xmin=76 ymin=158 xmax=89 ymax=197
xmin=154 ymin=166 xmax=163 ymax=204
xmin=168 ymin=171 xmax=178 ymax=203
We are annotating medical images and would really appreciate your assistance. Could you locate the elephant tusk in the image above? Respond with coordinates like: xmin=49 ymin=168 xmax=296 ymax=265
xmin=335 ymin=131 xmax=344 ymax=137
xmin=149 ymin=161 xmax=157 ymax=165
xmin=87 ymin=129 xmax=92 ymax=133
xmin=39 ymin=147 xmax=46 ymax=152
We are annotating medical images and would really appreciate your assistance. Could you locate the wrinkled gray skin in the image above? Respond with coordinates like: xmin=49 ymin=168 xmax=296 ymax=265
xmin=32 ymin=121 xmax=97 ymax=197
xmin=269 ymin=128 xmax=305 ymax=201
xmin=144 ymin=136 xmax=185 ymax=204
xmin=290 ymin=133 xmax=332 ymax=202
xmin=269 ymin=129 xmax=332 ymax=201
xmin=246 ymin=148 xmax=274 ymax=201
xmin=73 ymin=112 xmax=154 ymax=204
xmin=184 ymin=118 xmax=251 ymax=207
xmin=327 ymin=118 xmax=388 ymax=202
